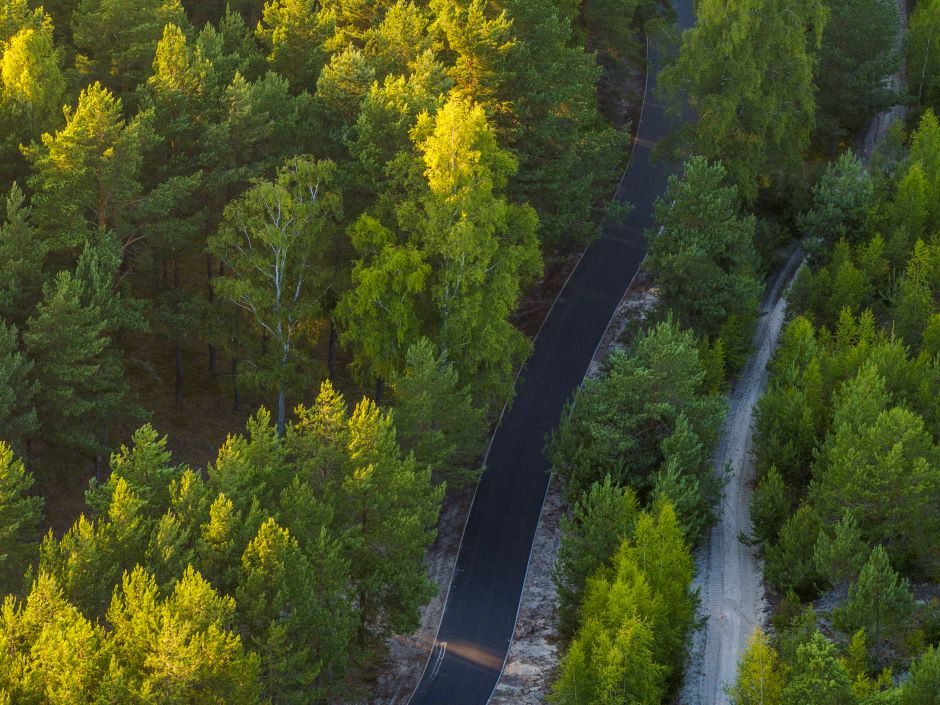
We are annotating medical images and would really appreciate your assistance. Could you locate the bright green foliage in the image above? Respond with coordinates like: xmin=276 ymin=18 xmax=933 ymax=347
xmin=390 ymin=337 xmax=487 ymax=487
xmin=908 ymin=111 xmax=940 ymax=234
xmin=256 ymin=0 xmax=333 ymax=91
xmin=550 ymin=318 xmax=725 ymax=503
xmin=429 ymin=0 xmax=513 ymax=112
xmin=835 ymin=546 xmax=914 ymax=656
xmin=901 ymin=646 xmax=940 ymax=705
xmin=890 ymin=163 xmax=929 ymax=245
xmin=0 ymin=15 xmax=66 ymax=183
xmin=363 ymin=1 xmax=433 ymax=79
xmin=236 ymin=518 xmax=353 ymax=703
xmin=813 ymin=510 xmax=867 ymax=588
xmin=894 ymin=240 xmax=940 ymax=347
xmin=209 ymin=408 xmax=291 ymax=513
xmin=647 ymin=157 xmax=761 ymax=346
xmin=86 ymin=425 xmax=184 ymax=520
xmin=765 ymin=504 xmax=823 ymax=598
xmin=551 ymin=502 xmax=693 ymax=705
xmin=24 ymin=82 xmax=150 ymax=250
xmin=550 ymin=612 xmax=663 ymax=705
xmin=71 ymin=0 xmax=188 ymax=95
xmin=552 ymin=477 xmax=639 ymax=641
xmin=781 ymin=631 xmax=856 ymax=705
xmin=814 ymin=0 xmax=899 ymax=142
xmin=210 ymin=156 xmax=342 ymax=435
xmin=336 ymin=215 xmax=431 ymax=388
xmin=810 ymin=373 xmax=940 ymax=576
xmin=289 ymin=382 xmax=443 ymax=646
xmin=0 ymin=443 xmax=41 ymax=591
xmin=908 ymin=0 xmax=940 ymax=111
xmin=196 ymin=493 xmax=249 ymax=595
xmin=0 ymin=572 xmax=112 ymax=703
xmin=751 ymin=465 xmax=790 ymax=545
xmin=411 ymin=94 xmax=541 ymax=403
xmin=0 ymin=185 xmax=46 ymax=328
xmin=800 ymin=151 xmax=874 ymax=254
xmin=729 ymin=628 xmax=785 ymax=705
xmin=0 ymin=322 xmax=36 ymax=453
xmin=107 ymin=565 xmax=262 ymax=704
xmin=659 ymin=0 xmax=827 ymax=203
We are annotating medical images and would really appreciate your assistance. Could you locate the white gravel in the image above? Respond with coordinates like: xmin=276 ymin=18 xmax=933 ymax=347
xmin=680 ymin=250 xmax=803 ymax=705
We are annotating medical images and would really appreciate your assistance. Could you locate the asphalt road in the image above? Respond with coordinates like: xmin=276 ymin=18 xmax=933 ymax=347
xmin=408 ymin=3 xmax=695 ymax=703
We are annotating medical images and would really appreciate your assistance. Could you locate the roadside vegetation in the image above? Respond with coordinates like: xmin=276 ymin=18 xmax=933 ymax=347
xmin=545 ymin=0 xmax=940 ymax=703
xmin=0 ymin=0 xmax=652 ymax=700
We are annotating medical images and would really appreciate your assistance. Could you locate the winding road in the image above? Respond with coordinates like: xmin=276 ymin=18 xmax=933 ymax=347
xmin=408 ymin=2 xmax=694 ymax=703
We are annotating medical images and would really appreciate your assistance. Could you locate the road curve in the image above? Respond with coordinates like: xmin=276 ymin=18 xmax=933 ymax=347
xmin=408 ymin=3 xmax=695 ymax=704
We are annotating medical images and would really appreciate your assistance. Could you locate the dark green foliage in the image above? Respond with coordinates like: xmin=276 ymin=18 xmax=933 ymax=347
xmin=751 ymin=465 xmax=790 ymax=546
xmin=815 ymin=0 xmax=899 ymax=142
xmin=0 ymin=443 xmax=42 ymax=592
xmin=549 ymin=318 xmax=725 ymax=503
xmin=834 ymin=546 xmax=914 ymax=657
xmin=390 ymin=337 xmax=487 ymax=488
xmin=647 ymin=157 xmax=762 ymax=347
xmin=799 ymin=151 xmax=875 ymax=256
xmin=552 ymin=477 xmax=639 ymax=641
xmin=765 ymin=504 xmax=823 ymax=598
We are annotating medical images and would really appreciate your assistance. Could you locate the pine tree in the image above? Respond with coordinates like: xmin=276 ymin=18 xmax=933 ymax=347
xmin=729 ymin=629 xmax=785 ymax=705
xmin=0 ymin=443 xmax=42 ymax=592
xmin=390 ymin=337 xmax=487 ymax=487
xmin=552 ymin=477 xmax=639 ymax=641
xmin=647 ymin=157 xmax=762 ymax=341
xmin=908 ymin=0 xmax=940 ymax=112
xmin=0 ymin=322 xmax=36 ymax=454
xmin=835 ymin=546 xmax=914 ymax=657
xmin=71 ymin=0 xmax=189 ymax=96
xmin=23 ymin=272 xmax=113 ymax=459
xmin=751 ymin=465 xmax=790 ymax=546
xmin=256 ymin=0 xmax=333 ymax=91
xmin=236 ymin=518 xmax=354 ymax=703
xmin=781 ymin=631 xmax=856 ymax=705
xmin=902 ymin=646 xmax=940 ymax=705
xmin=24 ymin=81 xmax=150 ymax=251
xmin=799 ymin=151 xmax=874 ymax=256
xmin=0 ymin=184 xmax=46 ymax=328
xmin=813 ymin=511 xmax=867 ymax=588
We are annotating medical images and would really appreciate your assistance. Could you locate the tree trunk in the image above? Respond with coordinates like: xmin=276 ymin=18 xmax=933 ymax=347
xmin=327 ymin=320 xmax=337 ymax=380
xmin=232 ymin=356 xmax=241 ymax=411
xmin=375 ymin=376 xmax=385 ymax=405
xmin=207 ymin=253 xmax=217 ymax=375
xmin=175 ymin=338 xmax=184 ymax=406
xmin=277 ymin=386 xmax=286 ymax=437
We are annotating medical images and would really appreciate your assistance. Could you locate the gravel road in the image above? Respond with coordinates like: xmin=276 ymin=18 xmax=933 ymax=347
xmin=680 ymin=249 xmax=803 ymax=705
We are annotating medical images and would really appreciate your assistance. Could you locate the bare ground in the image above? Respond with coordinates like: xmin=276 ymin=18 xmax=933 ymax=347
xmin=680 ymin=250 xmax=804 ymax=705
xmin=369 ymin=486 xmax=475 ymax=704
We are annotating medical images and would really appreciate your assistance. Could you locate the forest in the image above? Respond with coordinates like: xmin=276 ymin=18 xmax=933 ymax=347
xmin=0 ymin=0 xmax=938 ymax=703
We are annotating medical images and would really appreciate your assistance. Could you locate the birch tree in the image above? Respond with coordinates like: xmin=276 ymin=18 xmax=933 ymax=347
xmin=209 ymin=156 xmax=341 ymax=435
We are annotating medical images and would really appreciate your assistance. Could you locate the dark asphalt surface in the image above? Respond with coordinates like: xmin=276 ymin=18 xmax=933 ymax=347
xmin=409 ymin=3 xmax=695 ymax=703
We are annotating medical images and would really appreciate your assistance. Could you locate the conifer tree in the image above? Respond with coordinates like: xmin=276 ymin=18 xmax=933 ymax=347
xmin=0 ymin=322 xmax=36 ymax=454
xmin=729 ymin=629 xmax=785 ymax=705
xmin=71 ymin=0 xmax=189 ymax=96
xmin=0 ymin=442 xmax=42 ymax=591
xmin=0 ymin=184 xmax=46 ymax=328
xmin=835 ymin=546 xmax=914 ymax=657
xmin=552 ymin=477 xmax=639 ymax=641
xmin=24 ymin=82 xmax=150 ymax=251
xmin=256 ymin=0 xmax=333 ymax=91
xmin=390 ymin=337 xmax=487 ymax=487
xmin=781 ymin=632 xmax=856 ymax=705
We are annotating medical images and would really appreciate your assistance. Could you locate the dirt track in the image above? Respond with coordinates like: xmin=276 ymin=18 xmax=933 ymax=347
xmin=680 ymin=250 xmax=803 ymax=705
